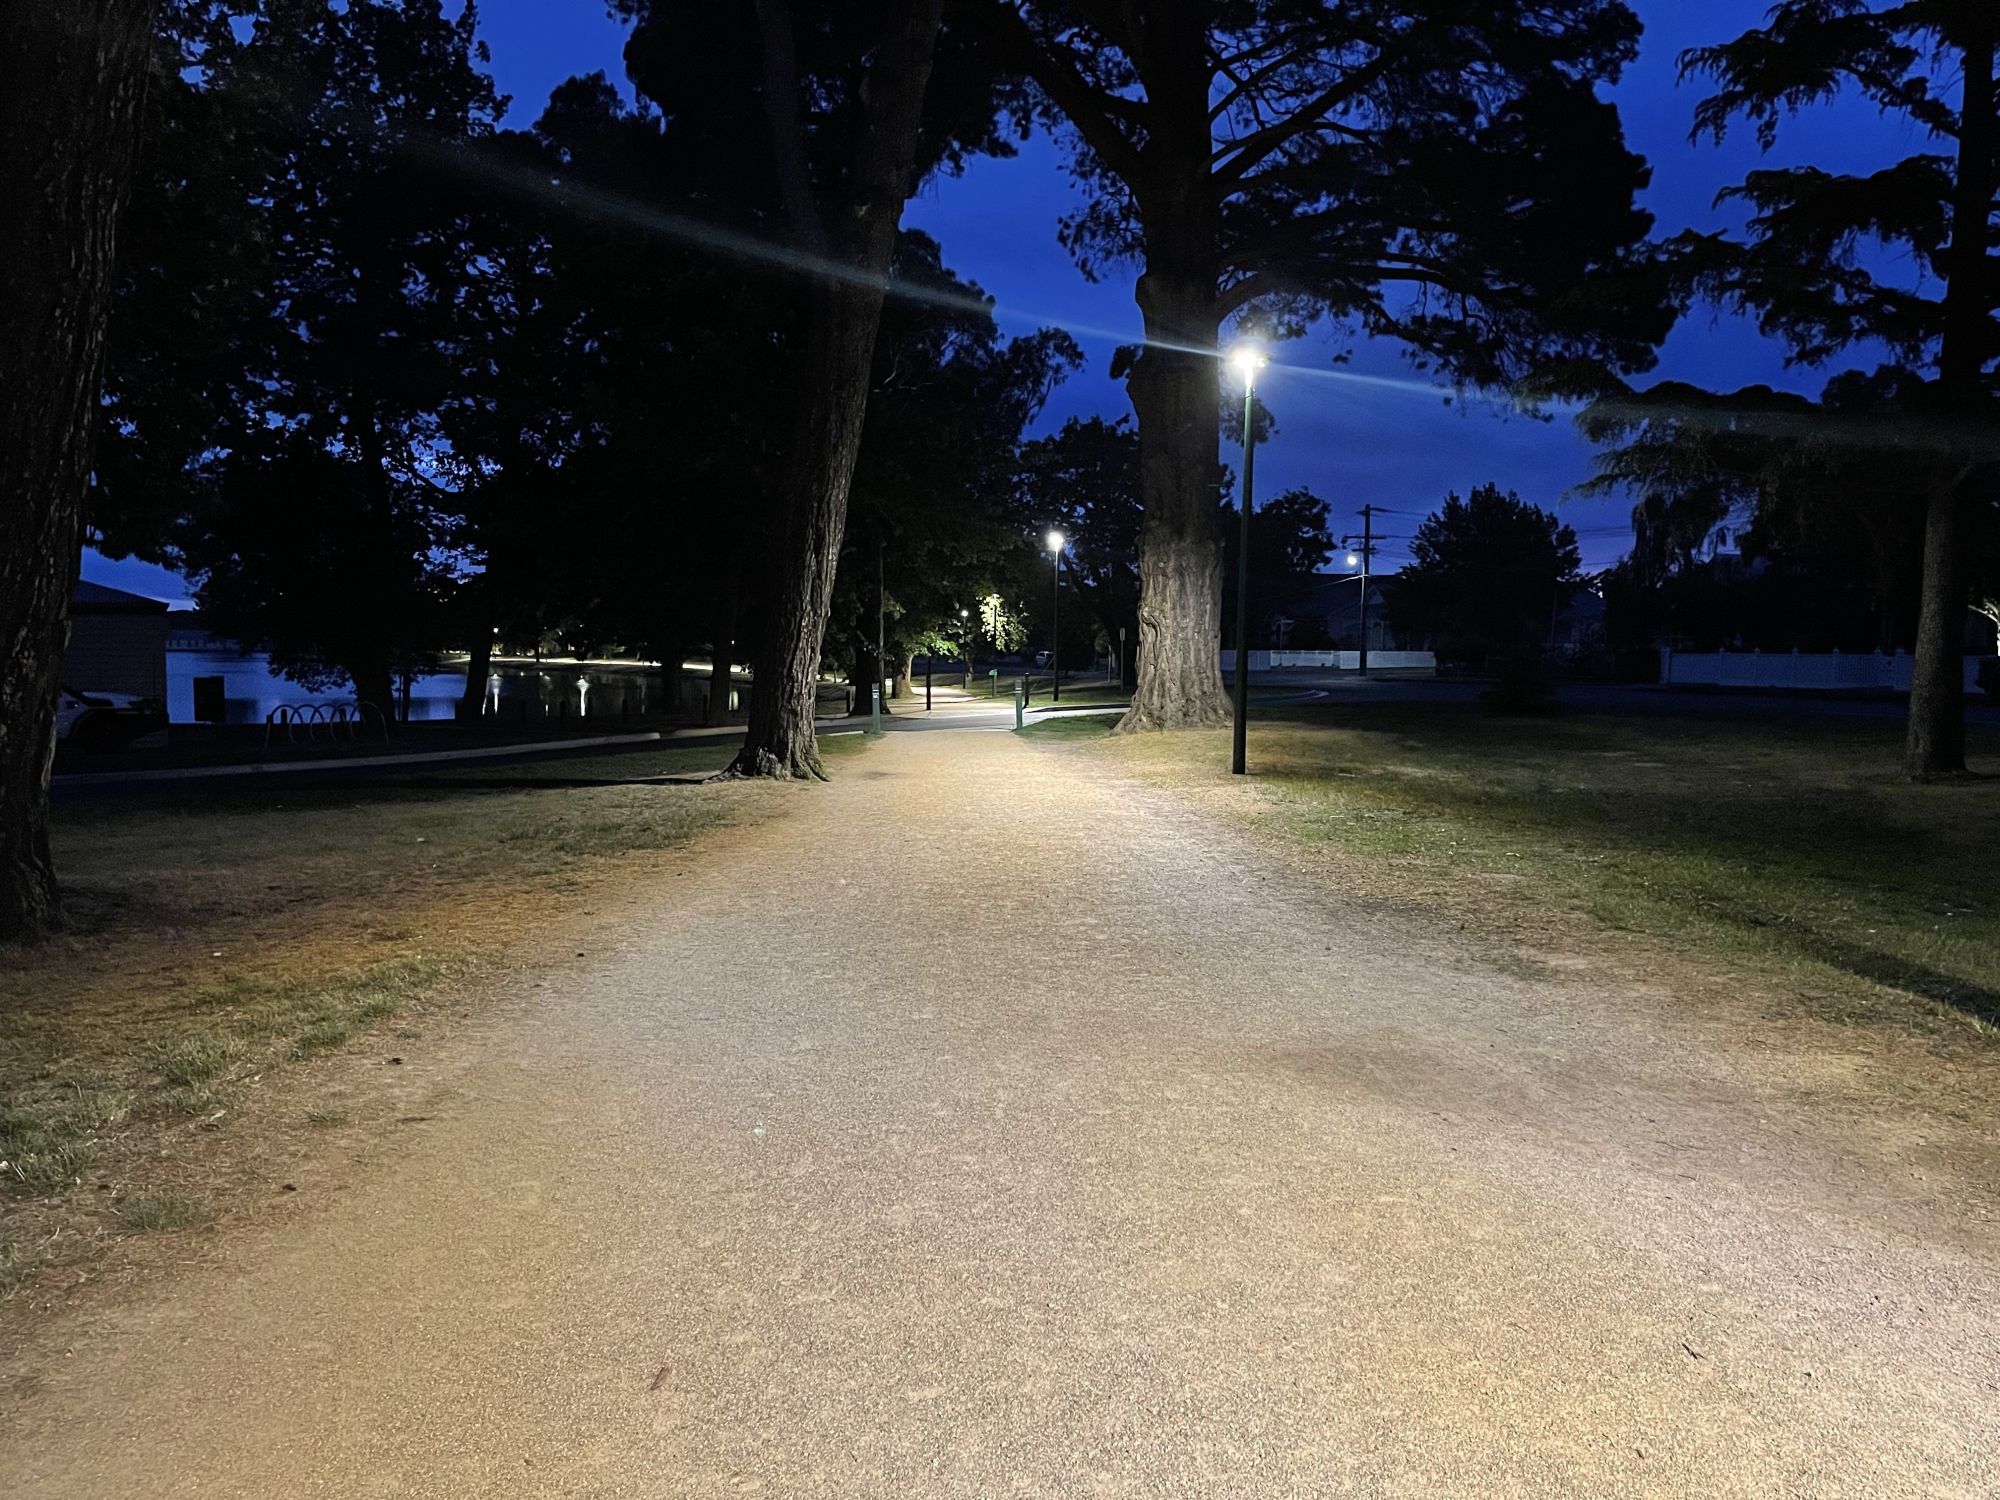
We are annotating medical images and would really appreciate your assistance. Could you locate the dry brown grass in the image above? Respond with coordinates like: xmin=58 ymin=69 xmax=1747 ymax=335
xmin=0 ymin=737 xmax=862 ymax=1300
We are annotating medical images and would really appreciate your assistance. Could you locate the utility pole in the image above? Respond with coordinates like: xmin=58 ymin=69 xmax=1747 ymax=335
xmin=1342 ymin=505 xmax=1381 ymax=677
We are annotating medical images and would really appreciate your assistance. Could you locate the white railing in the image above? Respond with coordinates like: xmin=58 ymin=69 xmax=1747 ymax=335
xmin=1220 ymin=649 xmax=1436 ymax=672
xmin=1659 ymin=648 xmax=1986 ymax=693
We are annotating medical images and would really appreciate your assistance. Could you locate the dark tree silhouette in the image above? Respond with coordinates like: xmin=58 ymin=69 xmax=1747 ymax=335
xmin=0 ymin=0 xmax=159 ymax=941
xmin=1388 ymin=484 xmax=1582 ymax=684
xmin=1680 ymin=2 xmax=2000 ymax=778
xmin=974 ymin=0 xmax=1667 ymax=732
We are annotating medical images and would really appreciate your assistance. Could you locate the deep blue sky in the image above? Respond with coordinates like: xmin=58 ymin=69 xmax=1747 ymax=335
xmin=87 ymin=0 xmax=1917 ymax=603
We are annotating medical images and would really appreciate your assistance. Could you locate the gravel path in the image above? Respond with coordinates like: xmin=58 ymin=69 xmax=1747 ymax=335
xmin=5 ymin=721 xmax=1996 ymax=1497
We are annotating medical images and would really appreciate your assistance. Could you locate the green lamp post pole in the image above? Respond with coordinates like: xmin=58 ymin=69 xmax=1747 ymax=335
xmin=1229 ymin=345 xmax=1266 ymax=776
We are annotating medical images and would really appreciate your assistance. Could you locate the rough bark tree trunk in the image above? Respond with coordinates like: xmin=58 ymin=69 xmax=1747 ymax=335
xmin=725 ymin=0 xmax=944 ymax=779
xmin=893 ymin=652 xmax=915 ymax=701
xmin=0 ymin=0 xmax=158 ymax=941
xmin=458 ymin=631 xmax=493 ymax=719
xmin=1116 ymin=278 xmax=1228 ymax=732
xmin=344 ymin=660 xmax=395 ymax=725
xmin=1905 ymin=17 xmax=1994 ymax=780
xmin=1110 ymin=22 xmax=1230 ymax=735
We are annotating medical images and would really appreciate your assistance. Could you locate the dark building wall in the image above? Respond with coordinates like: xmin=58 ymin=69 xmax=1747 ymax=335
xmin=64 ymin=610 xmax=169 ymax=699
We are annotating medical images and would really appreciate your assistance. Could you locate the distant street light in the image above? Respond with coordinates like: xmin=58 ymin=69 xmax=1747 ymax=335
xmin=1228 ymin=342 xmax=1266 ymax=775
xmin=1046 ymin=529 xmax=1065 ymax=703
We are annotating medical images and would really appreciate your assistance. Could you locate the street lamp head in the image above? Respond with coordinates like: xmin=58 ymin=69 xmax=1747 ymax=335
xmin=1046 ymin=529 xmax=1065 ymax=554
xmin=1227 ymin=342 xmax=1267 ymax=389
xmin=1347 ymin=552 xmax=1360 ymax=568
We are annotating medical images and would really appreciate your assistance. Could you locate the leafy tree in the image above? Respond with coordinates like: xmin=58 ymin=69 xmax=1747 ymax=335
xmin=827 ymin=234 xmax=1078 ymax=709
xmin=1220 ymin=486 xmax=1335 ymax=647
xmin=974 ymin=0 xmax=1668 ymax=731
xmin=444 ymin=73 xmax=798 ymax=723
xmin=99 ymin=0 xmax=505 ymax=714
xmin=1579 ymin=371 xmax=1966 ymax=656
xmin=615 ymin=1 xmax=1017 ymax=779
xmin=1016 ymin=416 xmax=1142 ymax=684
xmin=1389 ymin=484 xmax=1582 ymax=681
xmin=1678 ymin=1 xmax=2000 ymax=777
xmin=0 ymin=0 xmax=160 ymax=941
xmin=979 ymin=592 xmax=1027 ymax=655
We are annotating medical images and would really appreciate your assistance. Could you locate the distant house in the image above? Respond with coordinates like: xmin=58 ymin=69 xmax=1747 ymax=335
xmin=64 ymin=581 xmax=170 ymax=700
xmin=1550 ymin=589 xmax=1606 ymax=657
xmin=1269 ymin=572 xmax=1424 ymax=652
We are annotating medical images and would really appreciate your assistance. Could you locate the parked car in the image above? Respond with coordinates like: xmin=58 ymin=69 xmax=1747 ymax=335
xmin=1031 ymin=650 xmax=1053 ymax=668
xmin=56 ymin=686 xmax=167 ymax=749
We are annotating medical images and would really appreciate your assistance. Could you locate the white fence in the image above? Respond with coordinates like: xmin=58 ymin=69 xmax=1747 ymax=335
xmin=1659 ymin=648 xmax=1987 ymax=693
xmin=1220 ymin=649 xmax=1436 ymax=673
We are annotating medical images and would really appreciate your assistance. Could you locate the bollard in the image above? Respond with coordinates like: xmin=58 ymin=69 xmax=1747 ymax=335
xmin=871 ymin=682 xmax=882 ymax=735
xmin=1014 ymin=679 xmax=1025 ymax=730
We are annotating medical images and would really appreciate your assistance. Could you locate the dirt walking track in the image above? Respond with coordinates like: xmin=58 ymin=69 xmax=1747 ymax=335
xmin=4 ymin=714 xmax=1996 ymax=1497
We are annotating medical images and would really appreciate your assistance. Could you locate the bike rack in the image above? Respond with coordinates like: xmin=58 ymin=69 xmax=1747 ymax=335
xmin=262 ymin=700 xmax=392 ymax=751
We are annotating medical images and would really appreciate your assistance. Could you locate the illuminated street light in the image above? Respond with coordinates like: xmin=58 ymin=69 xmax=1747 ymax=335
xmin=1046 ymin=529 xmax=1065 ymax=702
xmin=1228 ymin=343 xmax=1266 ymax=775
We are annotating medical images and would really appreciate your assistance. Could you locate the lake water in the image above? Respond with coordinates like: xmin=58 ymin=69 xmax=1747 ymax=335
xmin=167 ymin=650 xmax=721 ymax=727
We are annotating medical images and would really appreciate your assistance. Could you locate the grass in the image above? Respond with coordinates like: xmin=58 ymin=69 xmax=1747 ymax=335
xmin=0 ymin=733 xmax=869 ymax=1299
xmin=1055 ymin=699 xmax=2000 ymax=1037
xmin=115 ymin=1191 xmax=216 ymax=1234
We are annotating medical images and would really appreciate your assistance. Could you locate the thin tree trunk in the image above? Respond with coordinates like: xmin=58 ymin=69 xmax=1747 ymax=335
xmin=0 ymin=0 xmax=158 ymax=941
xmin=704 ymin=564 xmax=738 ymax=726
xmin=893 ymin=652 xmax=914 ymax=700
xmin=1906 ymin=17 xmax=1994 ymax=779
xmin=458 ymin=631 xmax=493 ymax=719
xmin=1907 ymin=475 xmax=1970 ymax=776
xmin=725 ymin=0 xmax=944 ymax=779
xmin=846 ymin=643 xmax=875 ymax=718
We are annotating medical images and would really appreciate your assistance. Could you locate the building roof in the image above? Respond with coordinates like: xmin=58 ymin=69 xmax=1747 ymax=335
xmin=73 ymin=579 xmax=171 ymax=614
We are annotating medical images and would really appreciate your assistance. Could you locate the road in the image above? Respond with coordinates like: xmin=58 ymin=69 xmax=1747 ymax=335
xmin=5 ymin=711 xmax=1997 ymax=1497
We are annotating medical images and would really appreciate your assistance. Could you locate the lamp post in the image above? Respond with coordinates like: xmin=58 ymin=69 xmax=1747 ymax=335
xmin=1046 ymin=528 xmax=1065 ymax=703
xmin=1228 ymin=342 xmax=1266 ymax=775
xmin=959 ymin=607 xmax=972 ymax=689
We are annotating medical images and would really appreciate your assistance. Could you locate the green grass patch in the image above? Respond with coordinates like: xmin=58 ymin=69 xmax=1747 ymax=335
xmin=116 ymin=1191 xmax=216 ymax=1234
xmin=148 ymin=1034 xmax=246 ymax=1087
xmin=1100 ymin=702 xmax=2000 ymax=1034
xmin=1017 ymin=712 xmax=1121 ymax=741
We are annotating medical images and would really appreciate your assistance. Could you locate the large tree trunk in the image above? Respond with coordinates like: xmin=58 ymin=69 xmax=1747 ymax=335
xmin=1117 ymin=276 xmax=1228 ymax=732
xmin=343 ymin=659 xmax=395 ymax=724
xmin=729 ymin=289 xmax=895 ymax=777
xmin=0 ymin=0 xmax=158 ymax=942
xmin=893 ymin=652 xmax=915 ymax=700
xmin=725 ymin=0 xmax=943 ymax=779
xmin=1906 ymin=17 xmax=1994 ymax=779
